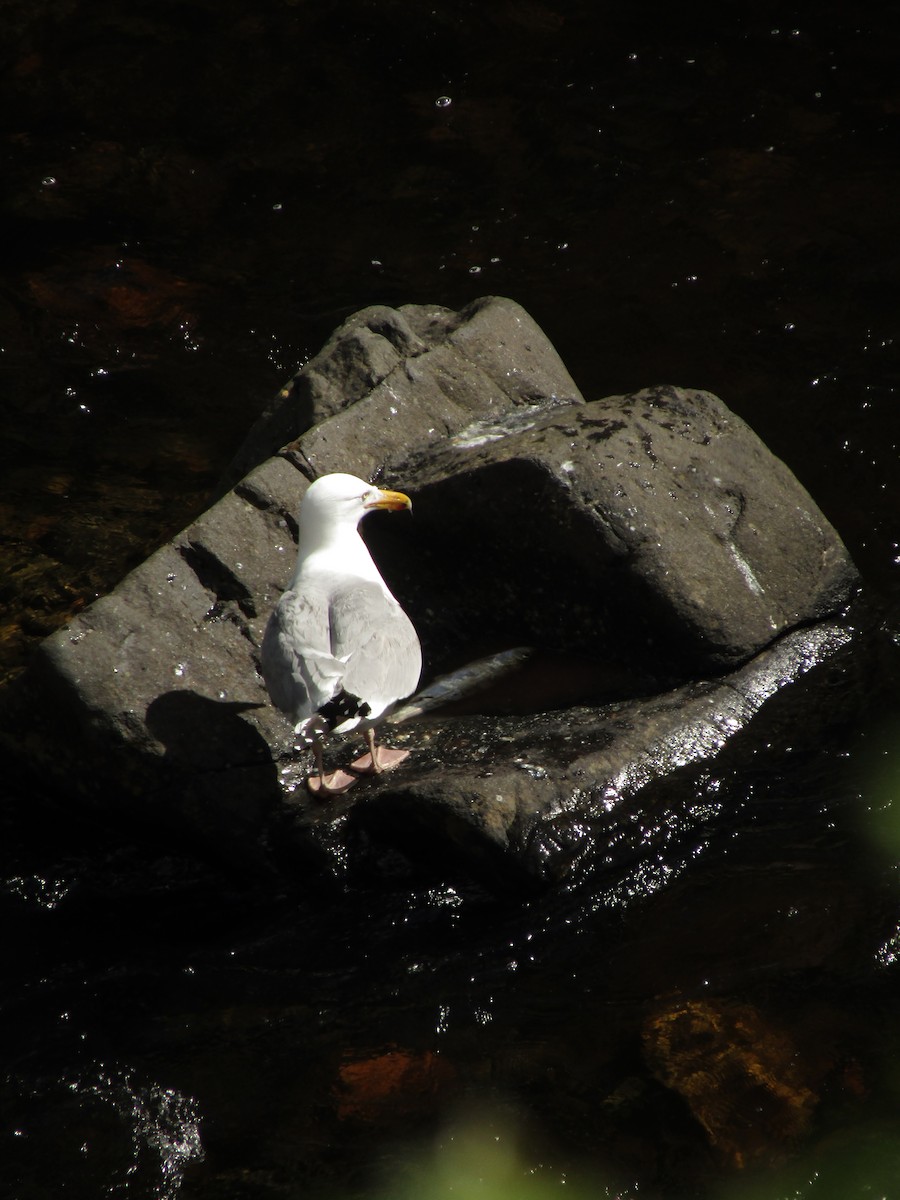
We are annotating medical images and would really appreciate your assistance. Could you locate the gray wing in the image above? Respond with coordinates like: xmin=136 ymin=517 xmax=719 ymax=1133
xmin=329 ymin=580 xmax=422 ymax=718
xmin=259 ymin=584 xmax=347 ymax=723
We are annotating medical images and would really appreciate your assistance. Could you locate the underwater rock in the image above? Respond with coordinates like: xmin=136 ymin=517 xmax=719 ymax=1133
xmin=6 ymin=297 xmax=865 ymax=892
xmin=334 ymin=1049 xmax=457 ymax=1123
xmin=642 ymin=999 xmax=819 ymax=1168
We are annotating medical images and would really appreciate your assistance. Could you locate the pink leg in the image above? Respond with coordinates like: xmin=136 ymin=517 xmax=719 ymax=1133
xmin=349 ymin=728 xmax=411 ymax=776
xmin=306 ymin=740 xmax=359 ymax=797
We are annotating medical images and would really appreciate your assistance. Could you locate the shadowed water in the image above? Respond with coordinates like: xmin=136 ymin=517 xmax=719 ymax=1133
xmin=2 ymin=2 xmax=900 ymax=1197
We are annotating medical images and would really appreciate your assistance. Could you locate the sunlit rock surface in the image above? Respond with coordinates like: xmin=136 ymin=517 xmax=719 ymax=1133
xmin=223 ymin=294 xmax=584 ymax=487
xmin=6 ymin=296 xmax=865 ymax=893
xmin=393 ymin=384 xmax=858 ymax=677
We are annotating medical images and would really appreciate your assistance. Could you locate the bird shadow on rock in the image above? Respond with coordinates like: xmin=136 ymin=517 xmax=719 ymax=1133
xmin=144 ymin=690 xmax=286 ymax=880
xmin=146 ymin=690 xmax=271 ymax=773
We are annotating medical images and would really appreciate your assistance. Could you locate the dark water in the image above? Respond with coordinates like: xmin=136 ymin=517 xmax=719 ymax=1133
xmin=3 ymin=2 xmax=900 ymax=1197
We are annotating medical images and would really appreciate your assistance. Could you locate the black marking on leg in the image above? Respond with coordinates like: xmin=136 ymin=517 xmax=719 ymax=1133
xmin=318 ymin=690 xmax=371 ymax=731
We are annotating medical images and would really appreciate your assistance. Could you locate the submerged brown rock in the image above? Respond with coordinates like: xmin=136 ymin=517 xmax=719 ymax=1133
xmin=643 ymin=999 xmax=820 ymax=1168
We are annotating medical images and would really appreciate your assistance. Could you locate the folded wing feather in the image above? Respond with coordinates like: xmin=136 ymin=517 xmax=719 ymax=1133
xmin=260 ymin=577 xmax=421 ymax=734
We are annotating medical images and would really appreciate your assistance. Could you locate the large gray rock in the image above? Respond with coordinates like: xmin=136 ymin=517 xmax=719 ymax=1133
xmin=14 ymin=297 xmax=584 ymax=877
xmin=224 ymin=295 xmax=584 ymax=487
xmin=7 ymin=297 xmax=864 ymax=892
xmin=385 ymin=384 xmax=859 ymax=680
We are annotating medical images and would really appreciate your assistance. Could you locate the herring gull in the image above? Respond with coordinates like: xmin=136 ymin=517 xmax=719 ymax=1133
xmin=261 ymin=472 xmax=422 ymax=795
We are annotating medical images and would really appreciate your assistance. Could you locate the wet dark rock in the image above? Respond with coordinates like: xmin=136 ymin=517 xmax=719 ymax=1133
xmin=344 ymin=618 xmax=858 ymax=894
xmin=3 ymin=297 xmax=866 ymax=895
